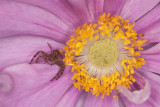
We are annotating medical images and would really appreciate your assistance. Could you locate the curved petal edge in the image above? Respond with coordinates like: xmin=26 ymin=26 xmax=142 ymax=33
xmin=117 ymin=75 xmax=150 ymax=104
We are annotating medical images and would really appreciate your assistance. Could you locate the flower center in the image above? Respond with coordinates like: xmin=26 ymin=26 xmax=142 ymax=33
xmin=63 ymin=13 xmax=147 ymax=100
xmin=89 ymin=39 xmax=119 ymax=68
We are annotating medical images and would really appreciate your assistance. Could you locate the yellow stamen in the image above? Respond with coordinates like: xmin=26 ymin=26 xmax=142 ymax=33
xmin=113 ymin=95 xmax=118 ymax=100
xmin=59 ymin=49 xmax=63 ymax=54
xmin=94 ymin=35 xmax=99 ymax=40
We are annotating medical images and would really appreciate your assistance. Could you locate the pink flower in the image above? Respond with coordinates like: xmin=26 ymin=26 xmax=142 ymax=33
xmin=0 ymin=0 xmax=160 ymax=107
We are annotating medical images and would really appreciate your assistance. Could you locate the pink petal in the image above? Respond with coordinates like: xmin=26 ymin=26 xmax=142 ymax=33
xmin=142 ymin=55 xmax=160 ymax=62
xmin=141 ymin=54 xmax=160 ymax=74
xmin=124 ymin=70 xmax=160 ymax=106
xmin=14 ymin=0 xmax=80 ymax=27
xmin=86 ymin=0 xmax=104 ymax=21
xmin=120 ymin=0 xmax=160 ymax=22
xmin=140 ymin=43 xmax=160 ymax=74
xmin=141 ymin=32 xmax=160 ymax=43
xmin=117 ymin=74 xmax=150 ymax=104
xmin=0 ymin=1 xmax=71 ymax=42
xmin=0 ymin=36 xmax=63 ymax=70
xmin=141 ymin=61 xmax=160 ymax=74
xmin=134 ymin=4 xmax=160 ymax=42
xmin=84 ymin=93 xmax=119 ymax=107
xmin=87 ymin=0 xmax=127 ymax=21
xmin=0 ymin=74 xmax=13 ymax=93
xmin=141 ymin=43 xmax=160 ymax=55
xmin=142 ymin=42 xmax=158 ymax=51
xmin=61 ymin=0 xmax=93 ymax=24
xmin=56 ymin=86 xmax=82 ymax=107
xmin=104 ymin=0 xmax=127 ymax=16
xmin=75 ymin=92 xmax=87 ymax=107
xmin=120 ymin=94 xmax=153 ymax=107
xmin=138 ymin=70 xmax=160 ymax=106
xmin=0 ymin=64 xmax=73 ymax=107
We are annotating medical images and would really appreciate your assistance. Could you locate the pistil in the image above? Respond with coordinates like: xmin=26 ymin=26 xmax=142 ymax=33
xmin=89 ymin=39 xmax=119 ymax=68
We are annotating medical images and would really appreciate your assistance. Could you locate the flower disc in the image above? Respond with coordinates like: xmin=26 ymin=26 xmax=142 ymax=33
xmin=63 ymin=13 xmax=146 ymax=99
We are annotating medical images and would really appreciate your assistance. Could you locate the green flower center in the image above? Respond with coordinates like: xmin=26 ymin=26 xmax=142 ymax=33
xmin=88 ymin=39 xmax=119 ymax=68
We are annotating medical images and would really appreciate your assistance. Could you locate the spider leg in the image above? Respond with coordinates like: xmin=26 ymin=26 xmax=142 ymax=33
xmin=30 ymin=51 xmax=43 ymax=64
xmin=36 ymin=54 xmax=50 ymax=64
xmin=50 ymin=61 xmax=55 ymax=66
xmin=36 ymin=56 xmax=44 ymax=63
xmin=50 ymin=61 xmax=65 ymax=81
xmin=55 ymin=69 xmax=64 ymax=80
xmin=44 ymin=59 xmax=49 ymax=64
xmin=30 ymin=51 xmax=49 ymax=64
xmin=55 ymin=62 xmax=65 ymax=79
xmin=47 ymin=43 xmax=53 ymax=54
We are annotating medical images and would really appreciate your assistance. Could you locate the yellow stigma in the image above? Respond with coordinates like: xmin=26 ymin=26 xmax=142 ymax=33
xmin=63 ymin=13 xmax=146 ymax=99
xmin=89 ymin=39 xmax=119 ymax=68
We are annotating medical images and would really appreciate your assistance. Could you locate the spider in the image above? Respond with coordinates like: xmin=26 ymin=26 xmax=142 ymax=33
xmin=30 ymin=43 xmax=65 ymax=81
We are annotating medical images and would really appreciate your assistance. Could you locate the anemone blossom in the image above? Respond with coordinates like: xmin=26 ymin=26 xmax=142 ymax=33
xmin=0 ymin=0 xmax=160 ymax=107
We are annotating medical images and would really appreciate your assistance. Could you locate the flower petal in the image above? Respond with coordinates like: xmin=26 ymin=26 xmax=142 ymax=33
xmin=56 ymin=86 xmax=82 ymax=107
xmin=124 ymin=70 xmax=160 ymax=106
xmin=120 ymin=94 xmax=153 ymax=107
xmin=0 ymin=36 xmax=63 ymax=71
xmin=84 ymin=93 xmax=119 ymax=107
xmin=75 ymin=91 xmax=87 ymax=107
xmin=117 ymin=74 xmax=150 ymax=104
xmin=142 ymin=55 xmax=160 ymax=62
xmin=134 ymin=3 xmax=160 ymax=42
xmin=138 ymin=70 xmax=160 ymax=106
xmin=86 ymin=0 xmax=104 ymax=21
xmin=140 ymin=43 xmax=160 ymax=74
xmin=141 ymin=43 xmax=160 ymax=55
xmin=61 ymin=0 xmax=93 ymax=24
xmin=141 ymin=33 xmax=160 ymax=43
xmin=141 ymin=54 xmax=160 ymax=74
xmin=120 ymin=0 xmax=160 ymax=22
xmin=0 ymin=63 xmax=73 ymax=107
xmin=142 ymin=42 xmax=158 ymax=51
xmin=0 ymin=73 xmax=13 ymax=93
xmin=14 ymin=0 xmax=80 ymax=27
xmin=0 ymin=1 xmax=71 ymax=42
xmin=103 ymin=0 xmax=127 ymax=16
